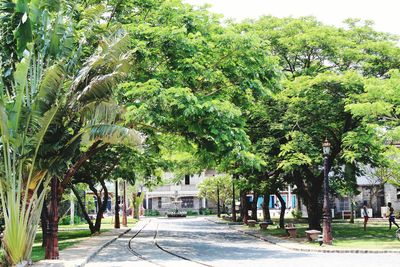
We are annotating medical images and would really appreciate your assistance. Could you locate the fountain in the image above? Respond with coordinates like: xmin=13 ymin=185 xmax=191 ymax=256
xmin=167 ymin=190 xmax=187 ymax=218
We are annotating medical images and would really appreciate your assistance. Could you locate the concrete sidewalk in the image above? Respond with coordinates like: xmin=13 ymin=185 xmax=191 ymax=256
xmin=34 ymin=227 xmax=131 ymax=267
xmin=207 ymin=217 xmax=400 ymax=254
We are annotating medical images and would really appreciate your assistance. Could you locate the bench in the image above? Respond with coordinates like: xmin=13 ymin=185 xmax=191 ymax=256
xmin=285 ymin=224 xmax=297 ymax=238
xmin=247 ymin=220 xmax=257 ymax=227
xmin=305 ymin=230 xmax=321 ymax=241
xmin=259 ymin=220 xmax=273 ymax=230
xmin=342 ymin=210 xmax=355 ymax=220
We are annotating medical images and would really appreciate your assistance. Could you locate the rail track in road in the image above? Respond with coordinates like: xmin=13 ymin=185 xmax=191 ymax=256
xmin=127 ymin=219 xmax=214 ymax=267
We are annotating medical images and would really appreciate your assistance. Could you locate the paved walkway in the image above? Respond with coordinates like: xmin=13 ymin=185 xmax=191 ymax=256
xmin=84 ymin=217 xmax=399 ymax=267
xmin=34 ymin=228 xmax=131 ymax=267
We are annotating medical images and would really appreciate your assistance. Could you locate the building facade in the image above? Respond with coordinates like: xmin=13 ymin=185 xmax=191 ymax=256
xmin=143 ymin=170 xmax=217 ymax=215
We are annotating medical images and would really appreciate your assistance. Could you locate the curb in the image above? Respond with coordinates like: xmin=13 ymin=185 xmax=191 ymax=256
xmin=206 ymin=218 xmax=400 ymax=254
xmin=83 ymin=228 xmax=131 ymax=266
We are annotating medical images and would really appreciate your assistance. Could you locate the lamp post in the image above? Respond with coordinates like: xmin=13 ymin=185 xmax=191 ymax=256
xmin=122 ymin=180 xmax=127 ymax=227
xmin=232 ymin=174 xmax=237 ymax=222
xmin=322 ymin=139 xmax=332 ymax=245
xmin=217 ymin=182 xmax=221 ymax=218
xmin=114 ymin=180 xmax=120 ymax=229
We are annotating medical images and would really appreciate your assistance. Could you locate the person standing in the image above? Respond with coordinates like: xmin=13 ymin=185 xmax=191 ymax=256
xmin=387 ymin=202 xmax=399 ymax=230
xmin=363 ymin=201 xmax=369 ymax=231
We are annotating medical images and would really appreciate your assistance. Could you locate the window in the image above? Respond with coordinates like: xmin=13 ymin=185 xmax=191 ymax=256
xmin=292 ymin=195 xmax=297 ymax=209
xmin=269 ymin=195 xmax=275 ymax=208
xmin=184 ymin=174 xmax=190 ymax=185
xmin=158 ymin=197 xmax=162 ymax=209
xmin=181 ymin=197 xmax=194 ymax=208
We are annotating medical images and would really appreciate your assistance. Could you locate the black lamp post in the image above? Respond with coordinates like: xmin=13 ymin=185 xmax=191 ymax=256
xmin=217 ymin=182 xmax=221 ymax=218
xmin=232 ymin=174 xmax=237 ymax=222
xmin=322 ymin=139 xmax=332 ymax=245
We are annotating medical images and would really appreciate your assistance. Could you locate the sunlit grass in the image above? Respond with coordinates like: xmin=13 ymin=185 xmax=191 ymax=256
xmin=245 ymin=218 xmax=400 ymax=249
xmin=32 ymin=216 xmax=138 ymax=262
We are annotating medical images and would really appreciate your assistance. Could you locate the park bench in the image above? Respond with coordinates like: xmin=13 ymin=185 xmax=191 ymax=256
xmin=285 ymin=223 xmax=297 ymax=238
xmin=259 ymin=220 xmax=273 ymax=230
xmin=305 ymin=230 xmax=321 ymax=241
xmin=247 ymin=220 xmax=257 ymax=227
xmin=342 ymin=210 xmax=355 ymax=220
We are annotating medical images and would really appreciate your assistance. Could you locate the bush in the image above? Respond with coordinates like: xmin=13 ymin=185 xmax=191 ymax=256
xmin=59 ymin=215 xmax=82 ymax=225
xmin=199 ymin=208 xmax=213 ymax=215
xmin=144 ymin=209 xmax=160 ymax=216
xmin=291 ymin=209 xmax=303 ymax=219
xmin=186 ymin=209 xmax=198 ymax=216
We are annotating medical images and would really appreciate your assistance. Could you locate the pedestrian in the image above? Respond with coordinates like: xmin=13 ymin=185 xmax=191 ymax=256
xmin=387 ymin=202 xmax=399 ymax=230
xmin=362 ymin=201 xmax=369 ymax=231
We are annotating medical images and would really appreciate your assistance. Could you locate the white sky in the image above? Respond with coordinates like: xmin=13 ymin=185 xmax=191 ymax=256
xmin=184 ymin=0 xmax=400 ymax=35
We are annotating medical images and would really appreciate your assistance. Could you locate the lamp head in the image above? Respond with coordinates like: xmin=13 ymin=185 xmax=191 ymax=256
xmin=322 ymin=139 xmax=331 ymax=156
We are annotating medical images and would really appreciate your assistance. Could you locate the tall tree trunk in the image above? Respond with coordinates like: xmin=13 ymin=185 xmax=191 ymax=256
xmin=71 ymin=185 xmax=95 ymax=233
xmin=40 ymin=198 xmax=49 ymax=248
xmin=262 ymin=192 xmax=271 ymax=222
xmin=122 ymin=181 xmax=128 ymax=227
xmin=93 ymin=180 xmax=109 ymax=233
xmin=305 ymin=193 xmax=322 ymax=230
xmin=275 ymin=191 xmax=286 ymax=229
xmin=251 ymin=192 xmax=258 ymax=221
xmin=240 ymin=191 xmax=249 ymax=223
xmin=45 ymin=177 xmax=59 ymax=259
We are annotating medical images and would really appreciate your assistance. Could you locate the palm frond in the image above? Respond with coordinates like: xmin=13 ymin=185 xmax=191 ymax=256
xmin=80 ymin=100 xmax=121 ymax=125
xmin=82 ymin=124 xmax=144 ymax=148
xmin=32 ymin=64 xmax=65 ymax=115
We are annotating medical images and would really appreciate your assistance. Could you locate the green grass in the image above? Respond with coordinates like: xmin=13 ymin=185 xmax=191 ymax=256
xmin=247 ymin=219 xmax=400 ymax=249
xmin=31 ymin=229 xmax=94 ymax=262
xmin=31 ymin=216 xmax=138 ymax=262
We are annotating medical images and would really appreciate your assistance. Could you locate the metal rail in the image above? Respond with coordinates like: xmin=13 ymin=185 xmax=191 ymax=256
xmin=127 ymin=219 xmax=215 ymax=267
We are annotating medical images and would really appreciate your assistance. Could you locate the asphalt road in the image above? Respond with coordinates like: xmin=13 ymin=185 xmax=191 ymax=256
xmin=85 ymin=217 xmax=397 ymax=267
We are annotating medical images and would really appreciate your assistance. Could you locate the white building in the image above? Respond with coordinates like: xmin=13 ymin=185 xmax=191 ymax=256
xmin=143 ymin=170 xmax=217 ymax=214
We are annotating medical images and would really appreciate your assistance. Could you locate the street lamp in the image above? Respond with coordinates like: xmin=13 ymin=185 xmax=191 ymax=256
xmin=322 ymin=139 xmax=332 ymax=245
xmin=232 ymin=174 xmax=237 ymax=222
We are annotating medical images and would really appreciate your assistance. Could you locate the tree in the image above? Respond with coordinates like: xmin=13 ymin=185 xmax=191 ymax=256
xmin=198 ymin=175 xmax=233 ymax=214
xmin=234 ymin=16 xmax=400 ymax=230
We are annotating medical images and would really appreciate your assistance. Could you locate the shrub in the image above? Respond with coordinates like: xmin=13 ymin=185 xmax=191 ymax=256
xmin=186 ymin=209 xmax=198 ymax=216
xmin=144 ymin=209 xmax=160 ymax=216
xmin=291 ymin=209 xmax=303 ymax=219
xmin=59 ymin=215 xmax=82 ymax=225
xmin=199 ymin=208 xmax=213 ymax=215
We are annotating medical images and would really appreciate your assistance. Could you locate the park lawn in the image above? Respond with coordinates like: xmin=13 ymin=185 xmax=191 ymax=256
xmin=250 ymin=219 xmax=400 ymax=249
xmin=32 ymin=216 xmax=138 ymax=262
xmin=31 ymin=229 xmax=94 ymax=262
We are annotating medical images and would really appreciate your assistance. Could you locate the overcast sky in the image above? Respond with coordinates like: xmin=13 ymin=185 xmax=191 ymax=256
xmin=185 ymin=0 xmax=400 ymax=35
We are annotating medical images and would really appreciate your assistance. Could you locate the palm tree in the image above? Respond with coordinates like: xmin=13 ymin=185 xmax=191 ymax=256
xmin=0 ymin=1 xmax=143 ymax=264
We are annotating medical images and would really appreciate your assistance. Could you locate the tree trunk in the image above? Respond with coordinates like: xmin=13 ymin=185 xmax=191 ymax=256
xmin=262 ymin=192 xmax=271 ymax=221
xmin=305 ymin=193 xmax=322 ymax=230
xmin=240 ymin=191 xmax=249 ymax=223
xmin=40 ymin=198 xmax=49 ymax=248
xmin=45 ymin=177 xmax=59 ymax=260
xmin=251 ymin=192 xmax=258 ymax=221
xmin=275 ymin=191 xmax=286 ymax=229
xmin=93 ymin=179 xmax=109 ymax=233
xmin=71 ymin=185 xmax=96 ymax=233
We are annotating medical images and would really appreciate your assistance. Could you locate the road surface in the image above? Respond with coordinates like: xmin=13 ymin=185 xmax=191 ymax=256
xmin=85 ymin=217 xmax=397 ymax=267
